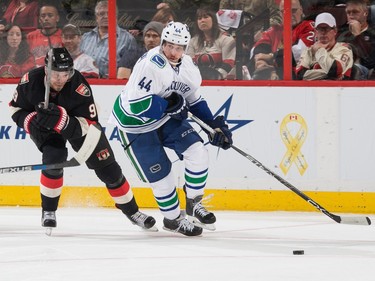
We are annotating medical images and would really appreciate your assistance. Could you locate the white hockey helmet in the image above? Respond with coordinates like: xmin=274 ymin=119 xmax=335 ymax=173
xmin=161 ymin=21 xmax=191 ymax=47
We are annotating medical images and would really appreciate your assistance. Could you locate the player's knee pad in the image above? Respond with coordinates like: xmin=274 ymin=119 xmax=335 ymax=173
xmin=183 ymin=141 xmax=209 ymax=170
xmin=94 ymin=161 xmax=124 ymax=188
xmin=81 ymin=131 xmax=116 ymax=170
xmin=42 ymin=144 xmax=67 ymax=178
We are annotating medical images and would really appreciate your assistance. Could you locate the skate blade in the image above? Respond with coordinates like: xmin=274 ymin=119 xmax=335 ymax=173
xmin=162 ymin=226 xmax=203 ymax=237
xmin=45 ymin=227 xmax=53 ymax=236
xmin=141 ymin=225 xmax=159 ymax=232
xmin=161 ymin=226 xmax=187 ymax=235
xmin=133 ymin=223 xmax=158 ymax=232
xmin=188 ymin=216 xmax=216 ymax=231
xmin=162 ymin=226 xmax=176 ymax=233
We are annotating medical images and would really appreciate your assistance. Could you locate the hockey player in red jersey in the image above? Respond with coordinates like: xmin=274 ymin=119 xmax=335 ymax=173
xmin=9 ymin=47 xmax=156 ymax=233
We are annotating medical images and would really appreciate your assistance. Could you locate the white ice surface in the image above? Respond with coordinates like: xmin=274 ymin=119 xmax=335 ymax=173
xmin=0 ymin=207 xmax=374 ymax=281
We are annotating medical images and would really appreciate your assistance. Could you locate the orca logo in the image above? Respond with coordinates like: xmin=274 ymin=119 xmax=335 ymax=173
xmin=151 ymin=54 xmax=166 ymax=68
xmin=150 ymin=164 xmax=161 ymax=173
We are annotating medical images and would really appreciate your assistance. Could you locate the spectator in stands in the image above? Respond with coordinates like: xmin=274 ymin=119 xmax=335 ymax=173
xmin=61 ymin=24 xmax=99 ymax=79
xmin=187 ymin=7 xmax=236 ymax=79
xmin=128 ymin=19 xmax=149 ymax=45
xmin=289 ymin=0 xmax=315 ymax=63
xmin=0 ymin=1 xmax=10 ymax=18
xmin=61 ymin=0 xmax=97 ymax=22
xmin=157 ymin=0 xmax=220 ymax=30
xmin=249 ymin=0 xmax=314 ymax=79
xmin=118 ymin=1 xmax=157 ymax=37
xmin=152 ymin=6 xmax=177 ymax=26
xmin=0 ymin=0 xmax=38 ymax=34
xmin=296 ymin=12 xmax=353 ymax=80
xmin=26 ymin=4 xmax=63 ymax=67
xmin=337 ymin=0 xmax=375 ymax=80
xmin=80 ymin=0 xmax=138 ymax=78
xmin=219 ymin=0 xmax=282 ymax=42
xmin=0 ymin=24 xmax=35 ymax=77
xmin=0 ymin=18 xmax=7 ymax=35
xmin=252 ymin=64 xmax=280 ymax=80
xmin=301 ymin=0 xmax=346 ymax=18
xmin=117 ymin=21 xmax=163 ymax=79
xmin=157 ymin=0 xmax=220 ymax=12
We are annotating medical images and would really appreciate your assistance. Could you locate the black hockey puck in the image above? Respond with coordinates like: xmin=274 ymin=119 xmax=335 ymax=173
xmin=293 ymin=250 xmax=304 ymax=255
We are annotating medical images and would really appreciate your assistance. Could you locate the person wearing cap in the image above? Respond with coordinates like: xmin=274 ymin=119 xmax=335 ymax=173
xmin=62 ymin=24 xmax=99 ymax=78
xmin=296 ymin=12 xmax=353 ymax=80
xmin=337 ymin=0 xmax=375 ymax=80
xmin=117 ymin=21 xmax=164 ymax=79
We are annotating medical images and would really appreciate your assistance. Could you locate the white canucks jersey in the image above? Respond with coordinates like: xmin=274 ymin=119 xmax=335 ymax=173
xmin=110 ymin=46 xmax=203 ymax=133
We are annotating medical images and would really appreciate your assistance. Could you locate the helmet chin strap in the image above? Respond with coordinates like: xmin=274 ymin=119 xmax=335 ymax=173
xmin=168 ymin=58 xmax=182 ymax=67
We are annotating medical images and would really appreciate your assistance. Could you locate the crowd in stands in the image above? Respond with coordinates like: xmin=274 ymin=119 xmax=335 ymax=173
xmin=0 ymin=0 xmax=375 ymax=80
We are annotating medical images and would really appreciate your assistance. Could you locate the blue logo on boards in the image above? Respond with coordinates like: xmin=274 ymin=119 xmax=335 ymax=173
xmin=0 ymin=126 xmax=122 ymax=141
xmin=187 ymin=95 xmax=253 ymax=145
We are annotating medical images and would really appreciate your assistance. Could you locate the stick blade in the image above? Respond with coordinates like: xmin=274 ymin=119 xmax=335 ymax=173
xmin=338 ymin=216 xmax=371 ymax=225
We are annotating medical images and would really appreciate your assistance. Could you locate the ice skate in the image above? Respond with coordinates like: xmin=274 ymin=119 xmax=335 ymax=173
xmin=186 ymin=195 xmax=216 ymax=231
xmin=163 ymin=213 xmax=203 ymax=236
xmin=42 ymin=210 xmax=56 ymax=236
xmin=127 ymin=211 xmax=158 ymax=232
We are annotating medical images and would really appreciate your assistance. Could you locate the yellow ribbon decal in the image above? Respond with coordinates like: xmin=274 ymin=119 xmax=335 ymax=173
xmin=279 ymin=113 xmax=308 ymax=175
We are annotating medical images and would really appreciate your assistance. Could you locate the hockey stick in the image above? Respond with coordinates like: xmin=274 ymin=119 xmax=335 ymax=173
xmin=44 ymin=49 xmax=53 ymax=109
xmin=188 ymin=112 xmax=371 ymax=226
xmin=0 ymin=124 xmax=102 ymax=174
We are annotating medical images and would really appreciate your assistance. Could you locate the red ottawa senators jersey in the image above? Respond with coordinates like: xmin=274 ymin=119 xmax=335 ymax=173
xmin=292 ymin=19 xmax=315 ymax=47
xmin=10 ymin=67 xmax=98 ymax=124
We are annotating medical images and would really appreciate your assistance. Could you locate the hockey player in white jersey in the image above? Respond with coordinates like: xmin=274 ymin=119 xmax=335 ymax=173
xmin=110 ymin=21 xmax=233 ymax=236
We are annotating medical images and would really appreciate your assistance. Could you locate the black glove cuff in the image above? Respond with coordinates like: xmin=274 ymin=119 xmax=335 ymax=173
xmin=165 ymin=92 xmax=184 ymax=113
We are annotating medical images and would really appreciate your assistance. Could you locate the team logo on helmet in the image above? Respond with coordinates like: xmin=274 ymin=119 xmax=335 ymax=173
xmin=161 ymin=21 xmax=191 ymax=46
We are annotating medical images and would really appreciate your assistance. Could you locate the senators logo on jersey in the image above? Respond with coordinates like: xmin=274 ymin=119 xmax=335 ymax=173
xmin=19 ymin=73 xmax=29 ymax=85
xmin=75 ymin=83 xmax=91 ymax=97
xmin=96 ymin=149 xmax=110 ymax=161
